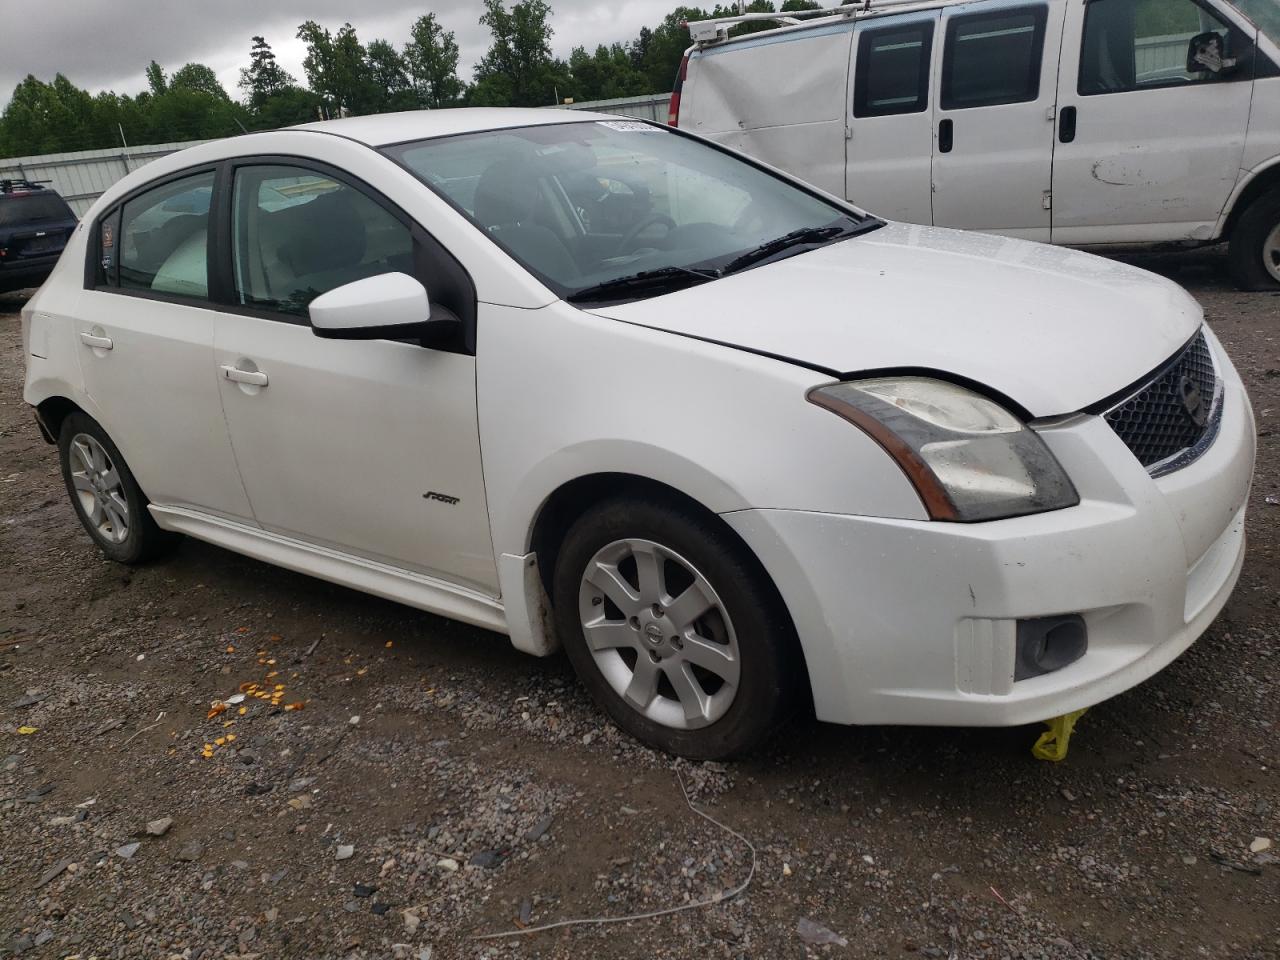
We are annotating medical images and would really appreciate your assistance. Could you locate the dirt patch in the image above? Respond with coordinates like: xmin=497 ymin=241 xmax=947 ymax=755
xmin=1 ymin=255 xmax=1278 ymax=960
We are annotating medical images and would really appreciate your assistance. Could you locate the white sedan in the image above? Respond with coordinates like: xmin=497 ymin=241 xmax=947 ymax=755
xmin=21 ymin=108 xmax=1255 ymax=759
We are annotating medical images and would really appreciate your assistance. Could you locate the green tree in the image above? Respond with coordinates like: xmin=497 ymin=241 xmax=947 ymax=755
xmin=471 ymin=0 xmax=562 ymax=107
xmin=404 ymin=13 xmax=465 ymax=108
xmin=366 ymin=39 xmax=417 ymax=111
xmin=252 ymin=86 xmax=324 ymax=128
xmin=567 ymin=43 xmax=649 ymax=101
xmin=145 ymin=60 xmax=168 ymax=97
xmin=239 ymin=36 xmax=295 ymax=107
xmin=636 ymin=7 xmax=710 ymax=92
xmin=0 ymin=74 xmax=99 ymax=154
xmin=169 ymin=63 xmax=230 ymax=101
xmin=297 ymin=20 xmax=379 ymax=116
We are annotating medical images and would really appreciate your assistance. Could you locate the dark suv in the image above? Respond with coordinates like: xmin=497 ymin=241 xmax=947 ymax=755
xmin=0 ymin=180 xmax=78 ymax=294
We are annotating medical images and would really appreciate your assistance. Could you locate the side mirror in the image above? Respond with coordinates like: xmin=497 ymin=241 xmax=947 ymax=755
xmin=308 ymin=272 xmax=458 ymax=345
xmin=1186 ymin=31 xmax=1239 ymax=76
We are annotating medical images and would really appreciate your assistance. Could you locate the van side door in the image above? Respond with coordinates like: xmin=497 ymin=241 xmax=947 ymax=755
xmin=845 ymin=11 xmax=941 ymax=222
xmin=1051 ymin=0 xmax=1257 ymax=245
xmin=930 ymin=1 xmax=1068 ymax=240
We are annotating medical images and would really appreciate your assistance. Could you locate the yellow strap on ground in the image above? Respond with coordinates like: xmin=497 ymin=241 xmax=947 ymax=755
xmin=1031 ymin=708 xmax=1088 ymax=762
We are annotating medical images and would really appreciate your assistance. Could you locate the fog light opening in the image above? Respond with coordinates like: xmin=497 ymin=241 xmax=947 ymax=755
xmin=1015 ymin=615 xmax=1088 ymax=681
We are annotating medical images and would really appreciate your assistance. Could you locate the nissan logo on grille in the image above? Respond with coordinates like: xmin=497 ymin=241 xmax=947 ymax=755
xmin=1179 ymin=374 xmax=1208 ymax=428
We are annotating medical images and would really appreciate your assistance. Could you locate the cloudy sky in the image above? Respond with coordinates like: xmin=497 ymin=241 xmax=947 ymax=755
xmin=0 ymin=0 xmax=680 ymax=107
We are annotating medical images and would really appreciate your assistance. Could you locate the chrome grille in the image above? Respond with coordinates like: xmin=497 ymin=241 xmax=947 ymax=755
xmin=1103 ymin=331 xmax=1218 ymax=473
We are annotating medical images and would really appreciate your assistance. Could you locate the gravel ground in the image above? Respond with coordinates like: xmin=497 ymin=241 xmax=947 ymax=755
xmin=1 ymin=250 xmax=1278 ymax=960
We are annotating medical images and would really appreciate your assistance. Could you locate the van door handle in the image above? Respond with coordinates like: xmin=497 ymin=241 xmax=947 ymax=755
xmin=220 ymin=365 xmax=269 ymax=387
xmin=79 ymin=332 xmax=113 ymax=350
xmin=1059 ymin=106 xmax=1078 ymax=143
xmin=938 ymin=118 xmax=954 ymax=154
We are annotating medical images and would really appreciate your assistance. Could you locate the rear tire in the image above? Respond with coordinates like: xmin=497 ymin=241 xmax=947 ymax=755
xmin=1228 ymin=189 xmax=1280 ymax=291
xmin=552 ymin=496 xmax=802 ymax=760
xmin=58 ymin=412 xmax=180 ymax=565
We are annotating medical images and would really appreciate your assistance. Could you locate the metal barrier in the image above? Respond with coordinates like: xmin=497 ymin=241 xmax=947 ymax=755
xmin=553 ymin=93 xmax=673 ymax=122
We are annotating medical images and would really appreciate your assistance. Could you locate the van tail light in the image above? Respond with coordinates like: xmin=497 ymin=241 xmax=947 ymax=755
xmin=668 ymin=52 xmax=689 ymax=126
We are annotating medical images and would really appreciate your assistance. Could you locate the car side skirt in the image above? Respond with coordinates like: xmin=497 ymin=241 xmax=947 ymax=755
xmin=148 ymin=505 xmax=508 ymax=635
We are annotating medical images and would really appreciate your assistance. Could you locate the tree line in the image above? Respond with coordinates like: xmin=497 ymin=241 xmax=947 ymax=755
xmin=0 ymin=0 xmax=819 ymax=159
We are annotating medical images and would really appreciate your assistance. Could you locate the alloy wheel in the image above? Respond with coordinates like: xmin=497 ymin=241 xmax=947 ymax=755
xmin=1265 ymin=223 xmax=1280 ymax=284
xmin=68 ymin=433 xmax=129 ymax=544
xmin=577 ymin=538 xmax=740 ymax=730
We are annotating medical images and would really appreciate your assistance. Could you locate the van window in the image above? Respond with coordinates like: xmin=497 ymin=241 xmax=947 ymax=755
xmin=854 ymin=22 xmax=935 ymax=117
xmin=117 ymin=172 xmax=214 ymax=299
xmin=1080 ymin=0 xmax=1248 ymax=95
xmin=231 ymin=165 xmax=415 ymax=317
xmin=941 ymin=6 xmax=1049 ymax=110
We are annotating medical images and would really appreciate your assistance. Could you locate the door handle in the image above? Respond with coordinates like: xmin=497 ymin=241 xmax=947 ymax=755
xmin=79 ymin=332 xmax=113 ymax=350
xmin=220 ymin=365 xmax=269 ymax=387
xmin=1059 ymin=106 xmax=1078 ymax=144
xmin=938 ymin=118 xmax=954 ymax=154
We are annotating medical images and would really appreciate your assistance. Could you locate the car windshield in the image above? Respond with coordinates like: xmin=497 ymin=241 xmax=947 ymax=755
xmin=384 ymin=120 xmax=875 ymax=304
xmin=1230 ymin=0 xmax=1280 ymax=42
xmin=0 ymin=193 xmax=74 ymax=227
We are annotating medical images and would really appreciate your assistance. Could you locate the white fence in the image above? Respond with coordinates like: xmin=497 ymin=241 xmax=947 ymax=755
xmin=0 ymin=94 xmax=673 ymax=218
xmin=1135 ymin=34 xmax=1192 ymax=79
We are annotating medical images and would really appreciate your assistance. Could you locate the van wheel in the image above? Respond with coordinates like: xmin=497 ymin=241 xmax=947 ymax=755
xmin=1228 ymin=190 xmax=1280 ymax=291
xmin=58 ymin=413 xmax=180 ymax=564
xmin=552 ymin=496 xmax=801 ymax=760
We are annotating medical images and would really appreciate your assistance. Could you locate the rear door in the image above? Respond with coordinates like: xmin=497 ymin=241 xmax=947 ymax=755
xmin=1051 ymin=0 xmax=1256 ymax=244
xmin=846 ymin=11 xmax=940 ymax=221
xmin=76 ymin=169 xmax=254 ymax=522
xmin=930 ymin=1 xmax=1067 ymax=240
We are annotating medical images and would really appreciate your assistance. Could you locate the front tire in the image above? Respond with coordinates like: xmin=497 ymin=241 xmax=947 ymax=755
xmin=552 ymin=496 xmax=802 ymax=759
xmin=1229 ymin=189 xmax=1280 ymax=291
xmin=58 ymin=412 xmax=180 ymax=564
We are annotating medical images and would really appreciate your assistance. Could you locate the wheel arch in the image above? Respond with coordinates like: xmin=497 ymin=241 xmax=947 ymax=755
xmin=1221 ymin=158 xmax=1280 ymax=238
xmin=523 ymin=470 xmax=815 ymax=713
xmin=35 ymin=395 xmax=86 ymax=444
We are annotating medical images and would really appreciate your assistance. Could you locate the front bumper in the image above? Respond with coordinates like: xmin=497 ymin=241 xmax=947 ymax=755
xmin=725 ymin=337 xmax=1255 ymax=727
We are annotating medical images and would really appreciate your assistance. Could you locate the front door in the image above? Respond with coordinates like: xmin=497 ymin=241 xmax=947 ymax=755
xmin=211 ymin=162 xmax=497 ymax=594
xmin=1051 ymin=0 xmax=1256 ymax=244
xmin=930 ymin=2 xmax=1067 ymax=240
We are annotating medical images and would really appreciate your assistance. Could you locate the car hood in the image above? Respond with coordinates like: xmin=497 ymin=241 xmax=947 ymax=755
xmin=586 ymin=222 xmax=1204 ymax=417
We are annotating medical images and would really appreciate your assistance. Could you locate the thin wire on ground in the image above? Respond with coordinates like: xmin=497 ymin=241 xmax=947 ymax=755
xmin=471 ymin=767 xmax=756 ymax=940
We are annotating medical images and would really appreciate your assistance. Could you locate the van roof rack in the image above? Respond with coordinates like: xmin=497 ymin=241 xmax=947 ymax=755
xmin=685 ymin=0 xmax=955 ymax=44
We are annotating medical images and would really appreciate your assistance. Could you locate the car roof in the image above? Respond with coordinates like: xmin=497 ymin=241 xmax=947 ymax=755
xmin=292 ymin=107 xmax=618 ymax=147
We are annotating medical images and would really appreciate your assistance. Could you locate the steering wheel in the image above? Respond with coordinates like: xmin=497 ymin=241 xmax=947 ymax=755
xmin=620 ymin=213 xmax=677 ymax=252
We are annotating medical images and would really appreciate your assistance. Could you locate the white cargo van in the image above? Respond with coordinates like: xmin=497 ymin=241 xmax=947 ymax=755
xmin=673 ymin=0 xmax=1280 ymax=288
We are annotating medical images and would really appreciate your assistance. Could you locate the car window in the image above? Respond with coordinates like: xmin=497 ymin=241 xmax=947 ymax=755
xmin=385 ymin=121 xmax=859 ymax=300
xmin=118 ymin=172 xmax=214 ymax=299
xmin=854 ymin=21 xmax=935 ymax=118
xmin=0 ymin=193 xmax=74 ymax=227
xmin=942 ymin=6 xmax=1048 ymax=110
xmin=1080 ymin=0 xmax=1248 ymax=94
xmin=231 ymin=165 xmax=415 ymax=317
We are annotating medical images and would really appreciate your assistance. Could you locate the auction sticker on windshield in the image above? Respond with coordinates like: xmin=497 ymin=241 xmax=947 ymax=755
xmin=595 ymin=120 xmax=659 ymax=132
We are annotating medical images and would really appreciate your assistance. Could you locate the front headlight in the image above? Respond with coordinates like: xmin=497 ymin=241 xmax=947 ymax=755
xmin=808 ymin=377 xmax=1079 ymax=522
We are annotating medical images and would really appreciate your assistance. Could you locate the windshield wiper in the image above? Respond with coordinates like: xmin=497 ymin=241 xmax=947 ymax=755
xmin=566 ymin=264 xmax=721 ymax=304
xmin=720 ymin=218 xmax=868 ymax=276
